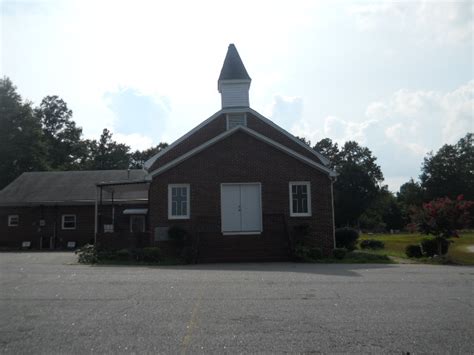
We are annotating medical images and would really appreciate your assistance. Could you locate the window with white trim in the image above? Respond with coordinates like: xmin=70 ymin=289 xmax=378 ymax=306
xmin=289 ymin=182 xmax=312 ymax=217
xmin=168 ymin=184 xmax=190 ymax=219
xmin=8 ymin=215 xmax=19 ymax=227
xmin=61 ymin=215 xmax=76 ymax=230
xmin=226 ymin=113 xmax=247 ymax=129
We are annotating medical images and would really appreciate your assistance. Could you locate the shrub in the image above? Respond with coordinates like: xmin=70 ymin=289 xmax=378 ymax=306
xmin=168 ymin=225 xmax=188 ymax=242
xmin=116 ymin=249 xmax=132 ymax=260
xmin=308 ymin=247 xmax=323 ymax=260
xmin=360 ymin=239 xmax=385 ymax=250
xmin=97 ymin=249 xmax=118 ymax=260
xmin=76 ymin=244 xmax=98 ymax=264
xmin=335 ymin=228 xmax=359 ymax=251
xmin=333 ymin=248 xmax=347 ymax=259
xmin=420 ymin=238 xmax=450 ymax=257
xmin=130 ymin=248 xmax=145 ymax=261
xmin=294 ymin=244 xmax=322 ymax=262
xmin=142 ymin=247 xmax=161 ymax=262
xmin=405 ymin=244 xmax=423 ymax=258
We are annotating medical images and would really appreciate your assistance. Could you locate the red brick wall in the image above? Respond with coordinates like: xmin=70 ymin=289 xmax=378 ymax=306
xmin=0 ymin=205 xmax=95 ymax=249
xmin=246 ymin=113 xmax=323 ymax=163
xmin=149 ymin=130 xmax=335 ymax=257
xmin=149 ymin=114 xmax=227 ymax=171
xmin=149 ymin=111 xmax=326 ymax=173
xmin=0 ymin=203 xmax=149 ymax=249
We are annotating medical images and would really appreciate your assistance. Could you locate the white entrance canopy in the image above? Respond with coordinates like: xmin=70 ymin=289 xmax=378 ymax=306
xmin=94 ymin=179 xmax=150 ymax=241
xmin=123 ymin=208 xmax=148 ymax=215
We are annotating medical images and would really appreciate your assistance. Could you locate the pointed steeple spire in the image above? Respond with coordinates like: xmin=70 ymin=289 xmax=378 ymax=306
xmin=218 ymin=44 xmax=251 ymax=82
xmin=218 ymin=44 xmax=251 ymax=108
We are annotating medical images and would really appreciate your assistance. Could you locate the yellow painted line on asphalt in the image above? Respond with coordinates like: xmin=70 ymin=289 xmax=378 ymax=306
xmin=181 ymin=288 xmax=204 ymax=355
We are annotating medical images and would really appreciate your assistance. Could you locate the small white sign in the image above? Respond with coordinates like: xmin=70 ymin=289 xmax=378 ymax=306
xmin=22 ymin=241 xmax=31 ymax=248
xmin=104 ymin=224 xmax=114 ymax=233
xmin=67 ymin=241 xmax=76 ymax=249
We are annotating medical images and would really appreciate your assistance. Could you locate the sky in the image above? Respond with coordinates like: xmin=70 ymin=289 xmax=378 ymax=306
xmin=1 ymin=0 xmax=473 ymax=191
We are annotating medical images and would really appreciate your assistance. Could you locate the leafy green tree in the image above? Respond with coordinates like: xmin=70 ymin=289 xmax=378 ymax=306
xmin=397 ymin=178 xmax=424 ymax=225
xmin=35 ymin=95 xmax=86 ymax=170
xmin=313 ymin=138 xmax=384 ymax=227
xmin=313 ymin=138 xmax=341 ymax=168
xmin=360 ymin=188 xmax=403 ymax=231
xmin=87 ymin=129 xmax=131 ymax=170
xmin=296 ymin=136 xmax=312 ymax=147
xmin=0 ymin=77 xmax=48 ymax=189
xmin=421 ymin=133 xmax=474 ymax=200
xmin=129 ymin=143 xmax=169 ymax=169
xmin=398 ymin=178 xmax=424 ymax=207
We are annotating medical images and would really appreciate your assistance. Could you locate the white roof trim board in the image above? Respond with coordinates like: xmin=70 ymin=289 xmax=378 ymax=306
xmin=143 ymin=107 xmax=330 ymax=170
xmin=149 ymin=125 xmax=337 ymax=178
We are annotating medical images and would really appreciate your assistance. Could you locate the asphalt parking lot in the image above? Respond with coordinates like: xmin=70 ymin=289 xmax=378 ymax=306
xmin=0 ymin=252 xmax=473 ymax=354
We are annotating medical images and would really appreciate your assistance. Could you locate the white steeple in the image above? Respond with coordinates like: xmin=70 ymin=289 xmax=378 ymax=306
xmin=218 ymin=44 xmax=251 ymax=108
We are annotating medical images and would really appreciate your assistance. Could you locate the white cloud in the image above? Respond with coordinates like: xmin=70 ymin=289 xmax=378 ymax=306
xmin=113 ymin=132 xmax=154 ymax=152
xmin=349 ymin=1 xmax=473 ymax=44
xmin=323 ymin=116 xmax=377 ymax=146
xmin=368 ymin=80 xmax=473 ymax=150
xmin=440 ymin=81 xmax=474 ymax=143
xmin=269 ymin=95 xmax=303 ymax=127
xmin=289 ymin=80 xmax=473 ymax=192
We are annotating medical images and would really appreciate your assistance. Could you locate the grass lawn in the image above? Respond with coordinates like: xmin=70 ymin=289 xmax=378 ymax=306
xmin=359 ymin=232 xmax=474 ymax=265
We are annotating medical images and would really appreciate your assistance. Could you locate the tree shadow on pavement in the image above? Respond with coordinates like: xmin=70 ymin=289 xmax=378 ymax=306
xmin=143 ymin=262 xmax=397 ymax=277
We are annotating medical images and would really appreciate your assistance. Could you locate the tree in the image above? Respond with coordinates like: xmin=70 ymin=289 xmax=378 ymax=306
xmin=397 ymin=178 xmax=424 ymax=225
xmin=129 ymin=143 xmax=169 ymax=169
xmin=411 ymin=195 xmax=474 ymax=255
xmin=35 ymin=95 xmax=86 ymax=170
xmin=313 ymin=138 xmax=341 ymax=168
xmin=359 ymin=188 xmax=403 ymax=231
xmin=398 ymin=178 xmax=424 ymax=207
xmin=420 ymin=133 xmax=474 ymax=200
xmin=88 ymin=129 xmax=131 ymax=170
xmin=0 ymin=77 xmax=48 ymax=189
xmin=312 ymin=138 xmax=384 ymax=227
xmin=296 ymin=136 xmax=312 ymax=147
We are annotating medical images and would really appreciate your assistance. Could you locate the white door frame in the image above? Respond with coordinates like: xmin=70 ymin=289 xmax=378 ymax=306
xmin=220 ymin=182 xmax=263 ymax=235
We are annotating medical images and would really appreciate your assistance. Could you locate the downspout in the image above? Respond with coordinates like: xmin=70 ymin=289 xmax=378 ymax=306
xmin=94 ymin=186 xmax=98 ymax=244
xmin=99 ymin=186 xmax=103 ymax=235
xmin=54 ymin=204 xmax=58 ymax=250
xmin=330 ymin=176 xmax=337 ymax=249
xmin=111 ymin=190 xmax=115 ymax=229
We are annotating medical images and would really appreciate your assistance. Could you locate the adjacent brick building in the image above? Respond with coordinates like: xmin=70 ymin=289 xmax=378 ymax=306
xmin=0 ymin=170 xmax=148 ymax=249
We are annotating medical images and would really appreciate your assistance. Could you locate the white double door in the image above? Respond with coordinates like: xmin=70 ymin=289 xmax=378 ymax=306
xmin=221 ymin=183 xmax=262 ymax=234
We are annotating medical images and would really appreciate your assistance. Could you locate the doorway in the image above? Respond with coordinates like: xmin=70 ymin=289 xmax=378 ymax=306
xmin=220 ymin=183 xmax=262 ymax=234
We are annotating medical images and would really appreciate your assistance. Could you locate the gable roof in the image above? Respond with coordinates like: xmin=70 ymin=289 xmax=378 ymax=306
xmin=0 ymin=170 xmax=148 ymax=206
xmin=143 ymin=107 xmax=331 ymax=171
xmin=149 ymin=125 xmax=337 ymax=178
xmin=218 ymin=44 xmax=251 ymax=82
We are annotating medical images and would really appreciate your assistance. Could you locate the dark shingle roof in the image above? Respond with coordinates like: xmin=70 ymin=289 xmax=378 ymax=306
xmin=0 ymin=170 xmax=148 ymax=206
xmin=218 ymin=44 xmax=251 ymax=81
